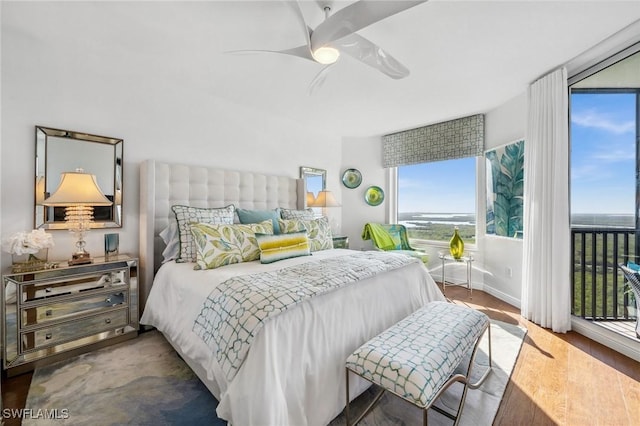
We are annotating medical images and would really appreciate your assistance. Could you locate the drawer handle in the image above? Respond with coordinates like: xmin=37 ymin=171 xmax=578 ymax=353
xmin=45 ymin=309 xmax=53 ymax=317
xmin=105 ymin=318 xmax=111 ymax=324
xmin=45 ymin=287 xmax=52 ymax=293
xmin=45 ymin=333 xmax=52 ymax=340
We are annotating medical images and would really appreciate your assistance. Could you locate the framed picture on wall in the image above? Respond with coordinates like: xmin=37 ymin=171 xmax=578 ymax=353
xmin=485 ymin=139 xmax=525 ymax=239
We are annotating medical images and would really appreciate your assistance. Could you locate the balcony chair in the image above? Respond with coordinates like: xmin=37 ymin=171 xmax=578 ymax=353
xmin=617 ymin=264 xmax=640 ymax=338
xmin=361 ymin=223 xmax=429 ymax=264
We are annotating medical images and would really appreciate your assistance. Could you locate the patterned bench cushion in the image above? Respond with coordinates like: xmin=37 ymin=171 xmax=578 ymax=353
xmin=346 ymin=301 xmax=489 ymax=408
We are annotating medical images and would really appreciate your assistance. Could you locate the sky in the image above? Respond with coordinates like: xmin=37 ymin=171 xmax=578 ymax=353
xmin=570 ymin=92 xmax=636 ymax=214
xmin=397 ymin=92 xmax=637 ymax=216
xmin=398 ymin=157 xmax=476 ymax=213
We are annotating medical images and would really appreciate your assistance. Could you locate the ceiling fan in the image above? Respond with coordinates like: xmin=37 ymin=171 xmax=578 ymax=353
xmin=231 ymin=0 xmax=428 ymax=92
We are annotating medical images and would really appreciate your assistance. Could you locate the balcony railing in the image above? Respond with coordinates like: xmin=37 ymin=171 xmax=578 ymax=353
xmin=571 ymin=227 xmax=637 ymax=321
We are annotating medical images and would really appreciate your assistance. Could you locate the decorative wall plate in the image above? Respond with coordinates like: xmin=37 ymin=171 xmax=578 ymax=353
xmin=364 ymin=186 xmax=384 ymax=206
xmin=342 ymin=168 xmax=362 ymax=189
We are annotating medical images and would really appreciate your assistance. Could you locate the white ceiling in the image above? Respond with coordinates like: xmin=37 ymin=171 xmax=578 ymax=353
xmin=7 ymin=1 xmax=640 ymax=138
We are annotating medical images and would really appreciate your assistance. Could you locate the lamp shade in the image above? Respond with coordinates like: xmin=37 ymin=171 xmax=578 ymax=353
xmin=42 ymin=170 xmax=112 ymax=206
xmin=306 ymin=192 xmax=316 ymax=207
xmin=309 ymin=190 xmax=340 ymax=207
xmin=35 ymin=175 xmax=46 ymax=205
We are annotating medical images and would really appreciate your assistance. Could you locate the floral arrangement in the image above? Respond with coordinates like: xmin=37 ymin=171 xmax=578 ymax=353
xmin=2 ymin=229 xmax=55 ymax=256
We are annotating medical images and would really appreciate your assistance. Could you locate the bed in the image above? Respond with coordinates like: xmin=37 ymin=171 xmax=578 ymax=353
xmin=138 ymin=160 xmax=446 ymax=425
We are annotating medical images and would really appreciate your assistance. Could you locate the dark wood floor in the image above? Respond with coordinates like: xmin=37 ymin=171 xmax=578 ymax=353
xmin=2 ymin=286 xmax=639 ymax=425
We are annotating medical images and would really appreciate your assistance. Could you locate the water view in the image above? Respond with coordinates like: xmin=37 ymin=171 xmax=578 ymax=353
xmin=571 ymin=213 xmax=634 ymax=228
xmin=398 ymin=212 xmax=636 ymax=243
xmin=398 ymin=212 xmax=476 ymax=242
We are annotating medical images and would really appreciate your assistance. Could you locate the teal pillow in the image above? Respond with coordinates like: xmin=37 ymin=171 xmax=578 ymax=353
xmin=237 ymin=208 xmax=281 ymax=234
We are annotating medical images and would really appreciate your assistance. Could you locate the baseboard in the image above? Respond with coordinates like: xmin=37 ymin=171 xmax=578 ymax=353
xmin=482 ymin=284 xmax=521 ymax=308
xmin=571 ymin=317 xmax=640 ymax=362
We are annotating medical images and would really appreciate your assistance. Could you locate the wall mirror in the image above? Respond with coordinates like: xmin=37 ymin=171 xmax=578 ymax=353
xmin=35 ymin=126 xmax=123 ymax=229
xmin=300 ymin=166 xmax=326 ymax=208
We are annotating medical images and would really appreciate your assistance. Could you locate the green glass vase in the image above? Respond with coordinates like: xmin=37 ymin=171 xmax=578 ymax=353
xmin=449 ymin=227 xmax=464 ymax=260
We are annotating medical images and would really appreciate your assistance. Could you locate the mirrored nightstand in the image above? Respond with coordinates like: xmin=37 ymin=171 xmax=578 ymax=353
xmin=2 ymin=254 xmax=138 ymax=376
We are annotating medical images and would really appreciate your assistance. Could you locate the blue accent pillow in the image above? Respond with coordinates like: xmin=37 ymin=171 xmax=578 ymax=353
xmin=627 ymin=261 xmax=640 ymax=271
xmin=237 ymin=208 xmax=281 ymax=234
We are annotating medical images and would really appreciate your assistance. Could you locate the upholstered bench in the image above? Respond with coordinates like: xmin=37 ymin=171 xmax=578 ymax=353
xmin=345 ymin=301 xmax=492 ymax=426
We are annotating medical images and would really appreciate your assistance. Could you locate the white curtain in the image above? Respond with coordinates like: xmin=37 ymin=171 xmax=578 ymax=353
xmin=521 ymin=67 xmax=572 ymax=333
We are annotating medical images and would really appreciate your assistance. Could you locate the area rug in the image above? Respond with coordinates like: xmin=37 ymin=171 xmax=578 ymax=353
xmin=25 ymin=320 xmax=525 ymax=426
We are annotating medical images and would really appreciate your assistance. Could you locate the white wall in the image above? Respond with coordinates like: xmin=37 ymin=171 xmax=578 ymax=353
xmin=340 ymin=136 xmax=388 ymax=250
xmin=0 ymin=3 xmax=342 ymax=268
xmin=479 ymin=93 xmax=527 ymax=306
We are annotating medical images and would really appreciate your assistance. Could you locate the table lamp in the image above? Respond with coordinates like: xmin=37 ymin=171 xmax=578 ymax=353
xmin=309 ymin=190 xmax=341 ymax=230
xmin=306 ymin=191 xmax=316 ymax=208
xmin=308 ymin=190 xmax=341 ymax=209
xmin=42 ymin=169 xmax=113 ymax=265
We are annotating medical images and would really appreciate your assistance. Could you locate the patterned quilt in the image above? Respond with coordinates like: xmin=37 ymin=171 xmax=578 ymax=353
xmin=192 ymin=251 xmax=418 ymax=381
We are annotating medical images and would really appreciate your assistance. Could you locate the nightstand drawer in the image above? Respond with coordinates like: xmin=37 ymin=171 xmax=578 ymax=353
xmin=21 ymin=291 xmax=127 ymax=327
xmin=20 ymin=269 xmax=128 ymax=303
xmin=21 ymin=308 xmax=129 ymax=352
xmin=332 ymin=236 xmax=349 ymax=249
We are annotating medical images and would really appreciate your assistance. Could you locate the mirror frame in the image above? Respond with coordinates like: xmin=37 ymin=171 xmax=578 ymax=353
xmin=300 ymin=166 xmax=326 ymax=208
xmin=35 ymin=126 xmax=124 ymax=230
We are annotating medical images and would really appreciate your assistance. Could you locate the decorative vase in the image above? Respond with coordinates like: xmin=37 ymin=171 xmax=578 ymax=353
xmin=449 ymin=227 xmax=464 ymax=260
xmin=11 ymin=248 xmax=48 ymax=273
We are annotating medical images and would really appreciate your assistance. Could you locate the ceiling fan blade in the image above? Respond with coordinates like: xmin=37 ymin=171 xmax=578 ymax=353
xmin=308 ymin=64 xmax=335 ymax=95
xmin=335 ymin=33 xmax=409 ymax=79
xmin=282 ymin=0 xmax=312 ymax=52
xmin=226 ymin=45 xmax=314 ymax=62
xmin=311 ymin=0 xmax=427 ymax=50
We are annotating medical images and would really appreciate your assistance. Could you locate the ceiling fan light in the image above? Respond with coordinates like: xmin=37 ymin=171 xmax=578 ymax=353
xmin=312 ymin=46 xmax=340 ymax=64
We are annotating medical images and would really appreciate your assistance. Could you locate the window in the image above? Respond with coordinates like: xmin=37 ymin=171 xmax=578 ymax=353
xmin=570 ymin=52 xmax=640 ymax=228
xmin=570 ymin=91 xmax=637 ymax=227
xmin=569 ymin=45 xmax=640 ymax=324
xmin=397 ymin=158 xmax=476 ymax=244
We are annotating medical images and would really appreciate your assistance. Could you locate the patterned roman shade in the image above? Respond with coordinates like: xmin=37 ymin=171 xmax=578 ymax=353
xmin=382 ymin=114 xmax=485 ymax=168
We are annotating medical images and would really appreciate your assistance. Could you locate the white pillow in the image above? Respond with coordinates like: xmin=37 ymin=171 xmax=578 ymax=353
xmin=159 ymin=221 xmax=179 ymax=263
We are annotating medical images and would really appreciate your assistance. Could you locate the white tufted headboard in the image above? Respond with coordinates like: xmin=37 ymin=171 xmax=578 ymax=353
xmin=139 ymin=159 xmax=303 ymax=315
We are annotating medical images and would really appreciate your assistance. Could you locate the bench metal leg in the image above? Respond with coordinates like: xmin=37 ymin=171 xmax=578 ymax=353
xmin=345 ymin=368 xmax=350 ymax=426
xmin=426 ymin=322 xmax=493 ymax=425
xmin=468 ymin=323 xmax=492 ymax=390
xmin=345 ymin=369 xmax=386 ymax=426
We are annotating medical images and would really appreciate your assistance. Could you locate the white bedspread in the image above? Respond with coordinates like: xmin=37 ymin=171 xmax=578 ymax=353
xmin=140 ymin=249 xmax=445 ymax=426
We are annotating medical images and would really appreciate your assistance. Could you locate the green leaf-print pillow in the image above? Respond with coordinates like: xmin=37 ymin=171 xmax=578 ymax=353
xmin=189 ymin=220 xmax=273 ymax=270
xmin=278 ymin=216 xmax=333 ymax=252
